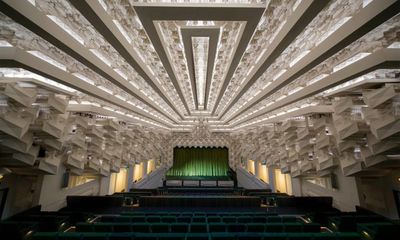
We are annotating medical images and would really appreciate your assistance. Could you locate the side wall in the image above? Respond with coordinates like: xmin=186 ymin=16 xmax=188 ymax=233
xmin=132 ymin=166 xmax=167 ymax=189
xmin=38 ymin=165 xmax=108 ymax=211
xmin=1 ymin=174 xmax=42 ymax=220
xmin=237 ymin=167 xmax=270 ymax=189
xmin=357 ymin=170 xmax=400 ymax=219
xmin=298 ymin=168 xmax=360 ymax=212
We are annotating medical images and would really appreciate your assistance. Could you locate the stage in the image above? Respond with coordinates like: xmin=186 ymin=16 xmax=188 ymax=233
xmin=165 ymin=176 xmax=231 ymax=181
xmin=139 ymin=195 xmax=260 ymax=208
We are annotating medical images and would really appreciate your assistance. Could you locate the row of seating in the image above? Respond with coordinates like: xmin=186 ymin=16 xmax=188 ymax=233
xmin=99 ymin=215 xmax=297 ymax=224
xmin=32 ymin=231 xmax=362 ymax=240
xmin=120 ymin=211 xmax=277 ymax=217
xmin=328 ymin=215 xmax=387 ymax=232
xmin=76 ymin=222 xmax=321 ymax=233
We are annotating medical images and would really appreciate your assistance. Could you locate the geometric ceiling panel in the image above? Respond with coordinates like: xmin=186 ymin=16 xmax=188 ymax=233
xmin=0 ymin=0 xmax=399 ymax=132
xmin=135 ymin=6 xmax=264 ymax=117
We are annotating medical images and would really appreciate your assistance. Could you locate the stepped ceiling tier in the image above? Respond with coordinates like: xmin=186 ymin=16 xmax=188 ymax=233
xmin=0 ymin=0 xmax=400 ymax=133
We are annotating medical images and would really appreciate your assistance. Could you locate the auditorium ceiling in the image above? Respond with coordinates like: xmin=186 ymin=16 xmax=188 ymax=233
xmin=0 ymin=0 xmax=399 ymax=132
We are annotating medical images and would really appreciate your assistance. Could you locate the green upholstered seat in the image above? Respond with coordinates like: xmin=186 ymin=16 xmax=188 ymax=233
xmin=151 ymin=223 xmax=170 ymax=233
xmin=208 ymin=223 xmax=227 ymax=232
xmin=286 ymin=232 xmax=314 ymax=240
xmin=312 ymin=233 xmax=336 ymax=239
xmin=358 ymin=222 xmax=400 ymax=240
xmin=282 ymin=217 xmax=298 ymax=223
xmin=284 ymin=223 xmax=303 ymax=232
xmin=261 ymin=233 xmax=288 ymax=239
xmin=113 ymin=216 xmax=131 ymax=223
xmin=132 ymin=223 xmax=151 ymax=233
xmin=177 ymin=217 xmax=191 ymax=223
xmin=146 ymin=216 xmax=161 ymax=223
xmin=246 ymin=223 xmax=265 ymax=232
xmin=267 ymin=216 xmax=282 ymax=223
xmin=113 ymin=223 xmax=132 ymax=232
xmin=76 ymin=223 xmax=94 ymax=232
xmin=108 ymin=232 xmax=133 ymax=240
xmin=131 ymin=216 xmax=146 ymax=222
xmin=209 ymin=232 xmax=235 ymax=240
xmin=134 ymin=233 xmax=159 ymax=240
xmin=252 ymin=216 xmax=267 ymax=223
xmin=170 ymin=223 xmax=189 ymax=233
xmin=302 ymin=223 xmax=320 ymax=232
xmin=190 ymin=223 xmax=208 ymax=233
xmin=265 ymin=223 xmax=284 ymax=232
xmin=192 ymin=217 xmax=207 ymax=223
xmin=32 ymin=232 xmax=58 ymax=240
xmin=181 ymin=212 xmax=194 ymax=217
xmin=236 ymin=233 xmax=263 ymax=240
xmin=100 ymin=216 xmax=116 ymax=222
xmin=0 ymin=221 xmax=39 ymax=240
xmin=186 ymin=233 xmax=210 ymax=240
xmin=221 ymin=217 xmax=236 ymax=223
xmin=161 ymin=216 xmax=176 ymax=223
xmin=81 ymin=232 xmax=109 ymax=240
xmin=93 ymin=223 xmax=114 ymax=232
xmin=157 ymin=233 xmax=186 ymax=240
xmin=237 ymin=216 xmax=252 ymax=223
xmin=334 ymin=232 xmax=361 ymax=240
xmin=193 ymin=213 xmax=206 ymax=217
xmin=226 ymin=223 xmax=246 ymax=232
xmin=58 ymin=232 xmax=83 ymax=240
xmin=207 ymin=216 xmax=221 ymax=223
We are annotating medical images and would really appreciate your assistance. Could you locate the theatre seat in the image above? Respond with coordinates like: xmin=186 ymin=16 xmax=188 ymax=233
xmin=302 ymin=223 xmax=321 ymax=232
xmin=108 ymin=233 xmax=133 ymax=240
xmin=227 ymin=223 xmax=246 ymax=232
xmin=58 ymin=232 xmax=83 ymax=240
xmin=261 ymin=233 xmax=287 ymax=240
xmin=208 ymin=223 xmax=227 ymax=232
xmin=210 ymin=232 xmax=235 ymax=240
xmin=157 ymin=233 xmax=186 ymax=240
xmin=146 ymin=216 xmax=161 ymax=223
xmin=207 ymin=216 xmax=221 ymax=223
xmin=113 ymin=223 xmax=132 ymax=232
xmin=246 ymin=223 xmax=265 ymax=232
xmin=32 ymin=232 xmax=57 ymax=240
xmin=170 ymin=223 xmax=189 ymax=233
xmin=192 ymin=217 xmax=207 ymax=223
xmin=94 ymin=223 xmax=113 ymax=232
xmin=252 ymin=216 xmax=267 ymax=223
xmin=267 ymin=216 xmax=282 ymax=223
xmin=221 ymin=217 xmax=236 ymax=223
xmin=237 ymin=233 xmax=263 ymax=240
xmin=177 ymin=217 xmax=191 ymax=223
xmin=286 ymin=233 xmax=313 ymax=240
xmin=190 ymin=223 xmax=208 ymax=233
xmin=151 ymin=223 xmax=170 ymax=233
xmin=161 ymin=216 xmax=176 ymax=223
xmin=134 ymin=234 xmax=159 ymax=240
xmin=284 ymin=223 xmax=303 ymax=232
xmin=237 ymin=216 xmax=252 ymax=223
xmin=132 ymin=223 xmax=151 ymax=233
xmin=76 ymin=223 xmax=94 ymax=232
xmin=81 ymin=232 xmax=109 ymax=240
xmin=131 ymin=216 xmax=146 ymax=222
xmin=112 ymin=217 xmax=130 ymax=223
xmin=186 ymin=233 xmax=210 ymax=240
xmin=265 ymin=223 xmax=284 ymax=232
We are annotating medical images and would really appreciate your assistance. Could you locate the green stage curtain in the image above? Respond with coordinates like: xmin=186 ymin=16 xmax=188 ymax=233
xmin=166 ymin=147 xmax=229 ymax=177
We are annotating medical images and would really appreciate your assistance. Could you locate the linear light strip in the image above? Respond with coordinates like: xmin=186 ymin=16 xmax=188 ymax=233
xmin=192 ymin=37 xmax=209 ymax=109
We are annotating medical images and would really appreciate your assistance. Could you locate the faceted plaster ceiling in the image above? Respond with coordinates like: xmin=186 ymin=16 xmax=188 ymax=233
xmin=0 ymin=0 xmax=399 ymax=132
